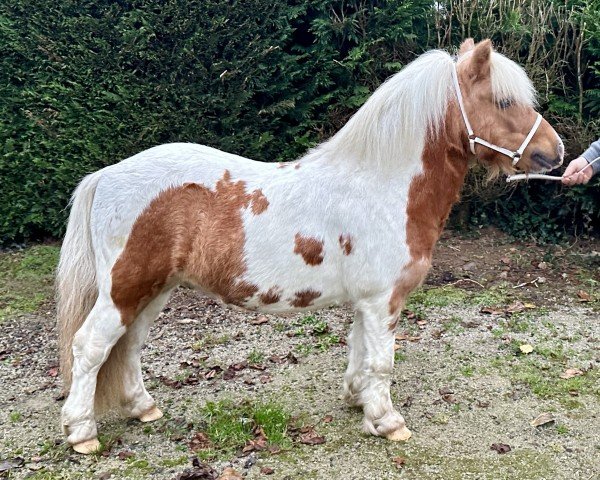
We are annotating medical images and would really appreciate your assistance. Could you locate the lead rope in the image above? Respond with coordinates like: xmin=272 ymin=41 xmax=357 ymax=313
xmin=506 ymin=156 xmax=600 ymax=183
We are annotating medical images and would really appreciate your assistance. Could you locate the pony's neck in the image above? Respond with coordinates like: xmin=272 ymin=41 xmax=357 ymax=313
xmin=405 ymin=102 xmax=470 ymax=260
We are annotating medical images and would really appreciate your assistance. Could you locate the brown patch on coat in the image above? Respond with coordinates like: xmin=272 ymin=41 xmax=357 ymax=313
xmin=259 ymin=286 xmax=282 ymax=305
xmin=111 ymin=170 xmax=261 ymax=325
xmin=389 ymin=103 xmax=469 ymax=315
xmin=338 ymin=234 xmax=352 ymax=255
xmin=388 ymin=259 xmax=431 ymax=315
xmin=290 ymin=289 xmax=322 ymax=308
xmin=294 ymin=234 xmax=324 ymax=266
xmin=250 ymin=189 xmax=269 ymax=214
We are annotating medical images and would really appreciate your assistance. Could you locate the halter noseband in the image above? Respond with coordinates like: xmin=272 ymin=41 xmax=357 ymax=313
xmin=451 ymin=63 xmax=542 ymax=166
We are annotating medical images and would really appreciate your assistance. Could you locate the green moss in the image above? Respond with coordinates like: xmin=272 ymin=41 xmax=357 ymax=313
xmin=160 ymin=456 xmax=189 ymax=467
xmin=398 ymin=447 xmax=554 ymax=479
xmin=408 ymin=286 xmax=469 ymax=308
xmin=0 ymin=245 xmax=59 ymax=321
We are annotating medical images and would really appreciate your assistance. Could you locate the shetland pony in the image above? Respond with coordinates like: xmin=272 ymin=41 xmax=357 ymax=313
xmin=57 ymin=39 xmax=564 ymax=453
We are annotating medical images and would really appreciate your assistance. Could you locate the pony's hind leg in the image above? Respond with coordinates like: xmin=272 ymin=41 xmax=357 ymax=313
xmin=353 ymin=296 xmax=411 ymax=442
xmin=342 ymin=311 xmax=366 ymax=406
xmin=61 ymin=293 xmax=126 ymax=453
xmin=118 ymin=290 xmax=172 ymax=422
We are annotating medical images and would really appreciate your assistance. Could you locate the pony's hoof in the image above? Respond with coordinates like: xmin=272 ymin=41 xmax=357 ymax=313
xmin=386 ymin=426 xmax=412 ymax=442
xmin=72 ymin=438 xmax=101 ymax=454
xmin=139 ymin=406 xmax=163 ymax=423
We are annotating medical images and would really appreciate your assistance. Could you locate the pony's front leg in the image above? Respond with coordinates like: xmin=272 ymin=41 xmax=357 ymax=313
xmin=61 ymin=297 xmax=125 ymax=454
xmin=354 ymin=297 xmax=411 ymax=441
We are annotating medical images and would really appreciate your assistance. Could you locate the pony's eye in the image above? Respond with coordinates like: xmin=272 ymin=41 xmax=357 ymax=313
xmin=498 ymin=98 xmax=513 ymax=110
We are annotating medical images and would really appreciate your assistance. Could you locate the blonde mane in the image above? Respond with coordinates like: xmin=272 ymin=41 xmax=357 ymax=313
xmin=306 ymin=47 xmax=537 ymax=170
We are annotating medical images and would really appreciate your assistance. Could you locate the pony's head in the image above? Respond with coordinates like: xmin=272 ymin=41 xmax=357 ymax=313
xmin=455 ymin=39 xmax=564 ymax=176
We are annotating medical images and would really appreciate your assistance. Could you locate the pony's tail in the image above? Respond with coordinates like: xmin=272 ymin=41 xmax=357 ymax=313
xmin=57 ymin=171 xmax=102 ymax=394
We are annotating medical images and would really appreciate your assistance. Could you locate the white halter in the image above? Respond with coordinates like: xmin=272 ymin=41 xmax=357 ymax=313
xmin=451 ymin=63 xmax=543 ymax=167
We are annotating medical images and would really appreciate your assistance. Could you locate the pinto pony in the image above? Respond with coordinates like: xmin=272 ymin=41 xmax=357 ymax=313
xmin=57 ymin=39 xmax=564 ymax=453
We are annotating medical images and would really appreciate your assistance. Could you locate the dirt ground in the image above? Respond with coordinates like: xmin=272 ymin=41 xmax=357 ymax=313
xmin=1 ymin=228 xmax=599 ymax=480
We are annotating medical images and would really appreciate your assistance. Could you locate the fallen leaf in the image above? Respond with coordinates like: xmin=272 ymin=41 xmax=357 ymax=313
xmin=188 ymin=432 xmax=212 ymax=452
xmin=519 ymin=344 xmax=534 ymax=354
xmin=560 ymin=368 xmax=584 ymax=379
xmin=391 ymin=456 xmax=406 ymax=469
xmin=249 ymin=315 xmax=269 ymax=325
xmin=438 ymin=387 xmax=454 ymax=396
xmin=260 ymin=466 xmax=275 ymax=475
xmin=395 ymin=333 xmax=409 ymax=341
xmin=480 ymin=307 xmax=504 ymax=315
xmin=217 ymin=468 xmax=243 ymax=480
xmin=0 ymin=458 xmax=24 ymax=473
xmin=173 ymin=459 xmax=218 ymax=480
xmin=530 ymin=412 xmax=555 ymax=427
xmin=321 ymin=415 xmax=333 ymax=423
xmin=490 ymin=443 xmax=511 ymax=454
xmin=393 ymin=343 xmax=402 ymax=351
xmin=506 ymin=302 xmax=526 ymax=314
xmin=117 ymin=450 xmax=135 ymax=460
xmin=299 ymin=426 xmax=326 ymax=445
xmin=47 ymin=366 xmax=59 ymax=377
xmin=577 ymin=290 xmax=591 ymax=302
xmin=285 ymin=352 xmax=298 ymax=364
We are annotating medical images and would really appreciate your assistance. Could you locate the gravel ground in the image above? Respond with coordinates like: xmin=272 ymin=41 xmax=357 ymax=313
xmin=1 ymin=231 xmax=599 ymax=479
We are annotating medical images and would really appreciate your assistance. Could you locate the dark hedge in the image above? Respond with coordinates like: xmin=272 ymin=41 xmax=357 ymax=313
xmin=1 ymin=0 xmax=598 ymax=244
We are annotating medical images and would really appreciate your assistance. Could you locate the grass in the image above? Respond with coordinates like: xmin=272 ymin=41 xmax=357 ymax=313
xmin=191 ymin=333 xmax=230 ymax=351
xmin=494 ymin=350 xmax=600 ymax=408
xmin=0 ymin=245 xmax=59 ymax=322
xmin=196 ymin=400 xmax=293 ymax=459
xmin=407 ymin=285 xmax=510 ymax=311
xmin=9 ymin=411 xmax=22 ymax=422
xmin=293 ymin=315 xmax=340 ymax=354
xmin=247 ymin=349 xmax=265 ymax=364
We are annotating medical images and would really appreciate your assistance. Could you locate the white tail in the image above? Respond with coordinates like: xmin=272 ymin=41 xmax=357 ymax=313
xmin=56 ymin=171 xmax=102 ymax=393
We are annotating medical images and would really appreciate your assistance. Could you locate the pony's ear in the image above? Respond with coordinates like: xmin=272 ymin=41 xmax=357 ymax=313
xmin=459 ymin=38 xmax=475 ymax=56
xmin=467 ymin=39 xmax=492 ymax=80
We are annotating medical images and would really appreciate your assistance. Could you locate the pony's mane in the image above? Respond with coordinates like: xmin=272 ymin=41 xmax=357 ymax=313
xmin=310 ymin=50 xmax=455 ymax=170
xmin=306 ymin=47 xmax=537 ymax=170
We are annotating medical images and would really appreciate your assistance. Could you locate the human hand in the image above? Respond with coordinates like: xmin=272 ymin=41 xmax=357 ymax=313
xmin=561 ymin=157 xmax=594 ymax=186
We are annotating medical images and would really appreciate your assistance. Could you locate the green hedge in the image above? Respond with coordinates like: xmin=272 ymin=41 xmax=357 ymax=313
xmin=1 ymin=0 xmax=598 ymax=244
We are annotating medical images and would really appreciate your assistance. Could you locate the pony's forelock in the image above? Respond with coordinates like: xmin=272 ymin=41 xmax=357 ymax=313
xmin=489 ymin=51 xmax=537 ymax=108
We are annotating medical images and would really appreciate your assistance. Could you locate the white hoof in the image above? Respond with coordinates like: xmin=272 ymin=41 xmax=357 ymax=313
xmin=139 ymin=406 xmax=163 ymax=423
xmin=386 ymin=426 xmax=412 ymax=442
xmin=72 ymin=438 xmax=101 ymax=454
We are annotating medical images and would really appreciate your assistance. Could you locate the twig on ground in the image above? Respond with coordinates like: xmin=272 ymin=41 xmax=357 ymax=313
xmin=512 ymin=277 xmax=542 ymax=289
xmin=448 ymin=278 xmax=485 ymax=288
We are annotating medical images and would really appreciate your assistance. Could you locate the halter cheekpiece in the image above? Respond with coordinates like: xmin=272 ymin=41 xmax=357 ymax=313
xmin=451 ymin=63 xmax=542 ymax=166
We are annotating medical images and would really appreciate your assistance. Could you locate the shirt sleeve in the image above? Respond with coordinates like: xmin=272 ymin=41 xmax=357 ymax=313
xmin=581 ymin=138 xmax=600 ymax=175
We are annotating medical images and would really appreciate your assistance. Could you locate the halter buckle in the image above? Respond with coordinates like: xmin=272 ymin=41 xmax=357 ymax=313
xmin=512 ymin=152 xmax=521 ymax=166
